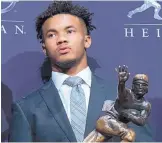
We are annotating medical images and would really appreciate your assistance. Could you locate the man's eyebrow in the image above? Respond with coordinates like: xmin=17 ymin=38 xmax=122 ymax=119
xmin=65 ymin=25 xmax=76 ymax=30
xmin=45 ymin=25 xmax=76 ymax=35
xmin=46 ymin=28 xmax=57 ymax=35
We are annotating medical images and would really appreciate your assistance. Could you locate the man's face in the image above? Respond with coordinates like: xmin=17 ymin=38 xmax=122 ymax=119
xmin=133 ymin=80 xmax=148 ymax=96
xmin=42 ymin=14 xmax=91 ymax=68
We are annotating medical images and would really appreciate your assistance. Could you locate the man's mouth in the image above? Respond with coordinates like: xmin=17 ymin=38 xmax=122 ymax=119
xmin=58 ymin=47 xmax=71 ymax=54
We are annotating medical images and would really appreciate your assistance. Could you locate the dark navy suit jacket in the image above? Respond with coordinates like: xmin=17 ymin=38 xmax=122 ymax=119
xmin=9 ymin=74 xmax=154 ymax=142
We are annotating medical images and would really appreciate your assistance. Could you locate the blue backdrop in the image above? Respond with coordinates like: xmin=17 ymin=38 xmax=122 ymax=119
xmin=1 ymin=1 xmax=162 ymax=141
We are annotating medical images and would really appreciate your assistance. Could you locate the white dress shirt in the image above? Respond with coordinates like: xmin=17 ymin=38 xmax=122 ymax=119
xmin=52 ymin=66 xmax=92 ymax=123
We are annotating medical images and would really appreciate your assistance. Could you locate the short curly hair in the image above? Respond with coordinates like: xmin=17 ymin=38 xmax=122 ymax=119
xmin=35 ymin=1 xmax=96 ymax=43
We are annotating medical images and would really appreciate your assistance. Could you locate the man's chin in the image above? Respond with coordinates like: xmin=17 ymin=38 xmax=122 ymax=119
xmin=55 ymin=59 xmax=77 ymax=69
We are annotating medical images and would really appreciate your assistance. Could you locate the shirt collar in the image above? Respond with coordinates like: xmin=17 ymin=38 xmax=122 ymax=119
xmin=76 ymin=66 xmax=91 ymax=87
xmin=52 ymin=66 xmax=92 ymax=90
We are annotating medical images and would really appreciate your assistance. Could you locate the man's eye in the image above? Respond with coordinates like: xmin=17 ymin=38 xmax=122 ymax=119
xmin=67 ymin=29 xmax=75 ymax=34
xmin=48 ymin=33 xmax=56 ymax=38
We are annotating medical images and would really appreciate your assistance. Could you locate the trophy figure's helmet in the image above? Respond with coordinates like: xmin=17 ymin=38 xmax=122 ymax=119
xmin=133 ymin=74 xmax=149 ymax=84
xmin=132 ymin=74 xmax=149 ymax=97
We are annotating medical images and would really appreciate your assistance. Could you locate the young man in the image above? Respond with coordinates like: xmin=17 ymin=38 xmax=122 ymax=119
xmin=9 ymin=1 xmax=154 ymax=142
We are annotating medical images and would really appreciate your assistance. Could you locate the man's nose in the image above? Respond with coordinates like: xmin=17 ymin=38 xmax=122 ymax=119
xmin=57 ymin=34 xmax=68 ymax=45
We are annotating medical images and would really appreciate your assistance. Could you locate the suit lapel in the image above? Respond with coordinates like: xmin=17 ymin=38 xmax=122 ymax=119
xmin=40 ymin=80 xmax=77 ymax=142
xmin=84 ymin=74 xmax=107 ymax=138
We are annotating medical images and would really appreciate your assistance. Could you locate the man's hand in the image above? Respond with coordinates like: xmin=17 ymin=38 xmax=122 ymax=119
xmin=115 ymin=65 xmax=130 ymax=83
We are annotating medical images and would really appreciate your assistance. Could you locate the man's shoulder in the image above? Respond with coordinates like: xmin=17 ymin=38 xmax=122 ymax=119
xmin=93 ymin=74 xmax=114 ymax=86
xmin=93 ymin=74 xmax=117 ymax=100
xmin=14 ymin=80 xmax=53 ymax=110
xmin=93 ymin=74 xmax=106 ymax=84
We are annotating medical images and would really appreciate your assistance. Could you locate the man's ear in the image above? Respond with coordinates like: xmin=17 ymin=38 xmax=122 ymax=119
xmin=42 ymin=43 xmax=47 ymax=56
xmin=84 ymin=35 xmax=91 ymax=49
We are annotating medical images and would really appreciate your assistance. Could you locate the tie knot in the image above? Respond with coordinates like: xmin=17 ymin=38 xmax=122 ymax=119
xmin=63 ymin=76 xmax=84 ymax=87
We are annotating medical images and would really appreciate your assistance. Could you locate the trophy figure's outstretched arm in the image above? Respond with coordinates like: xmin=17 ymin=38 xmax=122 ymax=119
xmin=115 ymin=65 xmax=130 ymax=105
xmin=118 ymin=79 xmax=127 ymax=104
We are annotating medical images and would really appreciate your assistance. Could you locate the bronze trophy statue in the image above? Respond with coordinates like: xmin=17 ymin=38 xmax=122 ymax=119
xmin=84 ymin=65 xmax=151 ymax=142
